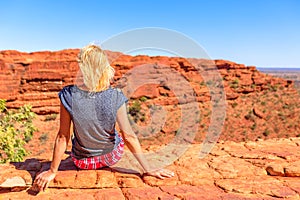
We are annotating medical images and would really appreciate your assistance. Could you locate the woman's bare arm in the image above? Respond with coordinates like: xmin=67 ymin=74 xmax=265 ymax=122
xmin=34 ymin=103 xmax=71 ymax=191
xmin=116 ymin=104 xmax=174 ymax=179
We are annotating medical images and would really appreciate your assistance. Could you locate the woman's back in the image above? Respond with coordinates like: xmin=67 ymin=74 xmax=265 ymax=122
xmin=59 ymin=85 xmax=128 ymax=159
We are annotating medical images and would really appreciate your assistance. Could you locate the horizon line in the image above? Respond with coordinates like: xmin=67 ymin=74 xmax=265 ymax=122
xmin=0 ymin=48 xmax=299 ymax=69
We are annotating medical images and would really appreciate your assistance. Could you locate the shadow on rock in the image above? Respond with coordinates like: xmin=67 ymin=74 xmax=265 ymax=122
xmin=7 ymin=154 xmax=77 ymax=196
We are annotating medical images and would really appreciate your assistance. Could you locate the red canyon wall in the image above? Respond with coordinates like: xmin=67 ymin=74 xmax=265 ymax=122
xmin=0 ymin=49 xmax=299 ymax=142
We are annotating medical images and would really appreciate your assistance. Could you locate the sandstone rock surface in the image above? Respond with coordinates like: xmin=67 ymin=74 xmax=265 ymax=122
xmin=1 ymin=137 xmax=300 ymax=199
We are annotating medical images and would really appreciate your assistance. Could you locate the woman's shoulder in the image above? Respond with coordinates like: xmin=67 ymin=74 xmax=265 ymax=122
xmin=112 ymin=87 xmax=122 ymax=93
xmin=59 ymin=85 xmax=76 ymax=96
xmin=61 ymin=85 xmax=78 ymax=91
xmin=58 ymin=85 xmax=76 ymax=107
xmin=109 ymin=86 xmax=125 ymax=92
xmin=62 ymin=84 xmax=76 ymax=90
xmin=110 ymin=87 xmax=127 ymax=97
xmin=110 ymin=87 xmax=128 ymax=105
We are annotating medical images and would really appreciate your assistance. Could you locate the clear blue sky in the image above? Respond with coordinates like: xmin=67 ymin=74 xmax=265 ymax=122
xmin=0 ymin=0 xmax=299 ymax=68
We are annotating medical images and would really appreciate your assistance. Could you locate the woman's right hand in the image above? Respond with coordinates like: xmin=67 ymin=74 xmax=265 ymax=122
xmin=34 ymin=170 xmax=56 ymax=192
xmin=145 ymin=168 xmax=175 ymax=179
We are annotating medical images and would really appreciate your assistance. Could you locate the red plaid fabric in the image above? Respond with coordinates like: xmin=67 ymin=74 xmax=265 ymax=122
xmin=71 ymin=138 xmax=124 ymax=170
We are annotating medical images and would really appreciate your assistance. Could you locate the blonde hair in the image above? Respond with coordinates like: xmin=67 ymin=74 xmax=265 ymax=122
xmin=77 ymin=44 xmax=115 ymax=92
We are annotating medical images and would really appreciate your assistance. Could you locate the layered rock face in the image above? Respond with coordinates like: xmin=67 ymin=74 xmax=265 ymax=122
xmin=0 ymin=49 xmax=78 ymax=113
xmin=0 ymin=49 xmax=299 ymax=142
xmin=0 ymin=49 xmax=293 ymax=114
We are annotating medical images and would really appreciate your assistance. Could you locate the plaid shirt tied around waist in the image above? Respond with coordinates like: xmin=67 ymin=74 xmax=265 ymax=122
xmin=71 ymin=137 xmax=124 ymax=170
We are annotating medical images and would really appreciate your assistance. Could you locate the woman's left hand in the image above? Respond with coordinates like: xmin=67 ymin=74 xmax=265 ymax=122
xmin=33 ymin=170 xmax=56 ymax=192
xmin=144 ymin=168 xmax=175 ymax=179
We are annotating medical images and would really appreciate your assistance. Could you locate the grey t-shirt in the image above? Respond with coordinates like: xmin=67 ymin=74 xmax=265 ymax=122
xmin=59 ymin=85 xmax=128 ymax=159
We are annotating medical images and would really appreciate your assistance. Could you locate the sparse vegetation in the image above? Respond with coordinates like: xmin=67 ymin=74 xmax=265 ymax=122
xmin=39 ymin=133 xmax=49 ymax=144
xmin=245 ymin=110 xmax=254 ymax=121
xmin=230 ymin=79 xmax=239 ymax=89
xmin=0 ymin=99 xmax=36 ymax=163
xmin=44 ymin=113 xmax=57 ymax=121
xmin=251 ymin=122 xmax=257 ymax=131
xmin=232 ymin=102 xmax=238 ymax=108
xmin=282 ymin=104 xmax=289 ymax=109
xmin=129 ymin=100 xmax=141 ymax=116
xmin=278 ymin=112 xmax=286 ymax=121
xmin=199 ymin=81 xmax=206 ymax=86
xmin=268 ymin=84 xmax=279 ymax=92
xmin=128 ymin=100 xmax=146 ymax=123
xmin=206 ymin=80 xmax=214 ymax=86
xmin=263 ymin=129 xmax=270 ymax=137
xmin=139 ymin=96 xmax=148 ymax=102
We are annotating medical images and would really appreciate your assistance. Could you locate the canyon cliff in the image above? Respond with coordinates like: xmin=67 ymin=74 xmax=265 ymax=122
xmin=0 ymin=49 xmax=299 ymax=142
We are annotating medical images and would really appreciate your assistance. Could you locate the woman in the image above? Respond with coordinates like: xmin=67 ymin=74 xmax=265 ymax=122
xmin=34 ymin=44 xmax=174 ymax=192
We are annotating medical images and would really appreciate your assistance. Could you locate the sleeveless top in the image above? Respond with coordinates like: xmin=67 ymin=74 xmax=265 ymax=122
xmin=58 ymin=85 xmax=128 ymax=159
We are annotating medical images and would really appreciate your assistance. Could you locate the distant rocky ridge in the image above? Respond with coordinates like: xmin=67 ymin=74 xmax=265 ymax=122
xmin=0 ymin=49 xmax=299 ymax=142
xmin=259 ymin=68 xmax=300 ymax=93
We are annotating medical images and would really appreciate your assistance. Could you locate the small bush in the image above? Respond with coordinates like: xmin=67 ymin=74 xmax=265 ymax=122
xmin=250 ymin=123 xmax=257 ymax=131
xmin=244 ymin=110 xmax=254 ymax=121
xmin=261 ymin=101 xmax=266 ymax=106
xmin=0 ymin=99 xmax=36 ymax=163
xmin=139 ymin=96 xmax=148 ymax=102
xmin=232 ymin=102 xmax=238 ymax=108
xmin=44 ymin=113 xmax=57 ymax=121
xmin=128 ymin=100 xmax=146 ymax=123
xmin=230 ymin=79 xmax=239 ymax=89
xmin=39 ymin=133 xmax=49 ymax=144
xmin=128 ymin=101 xmax=141 ymax=117
xmin=263 ymin=129 xmax=270 ymax=137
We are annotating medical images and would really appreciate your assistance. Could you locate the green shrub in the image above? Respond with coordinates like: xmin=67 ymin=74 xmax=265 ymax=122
xmin=232 ymin=102 xmax=238 ymax=108
xmin=244 ymin=110 xmax=254 ymax=121
xmin=250 ymin=122 xmax=257 ymax=131
xmin=128 ymin=100 xmax=145 ymax=123
xmin=230 ymin=79 xmax=239 ymax=89
xmin=261 ymin=101 xmax=266 ymax=106
xmin=44 ymin=113 xmax=57 ymax=121
xmin=139 ymin=96 xmax=148 ymax=102
xmin=0 ymin=99 xmax=36 ymax=163
xmin=263 ymin=129 xmax=270 ymax=137
xmin=128 ymin=100 xmax=141 ymax=117
xmin=39 ymin=132 xmax=49 ymax=144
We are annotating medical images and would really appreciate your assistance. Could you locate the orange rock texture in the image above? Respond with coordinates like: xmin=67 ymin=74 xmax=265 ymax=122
xmin=1 ymin=137 xmax=300 ymax=199
xmin=0 ymin=49 xmax=299 ymax=142
xmin=0 ymin=49 xmax=300 ymax=199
